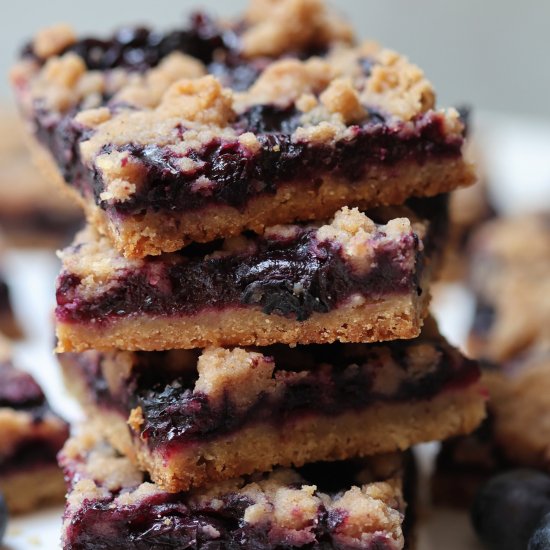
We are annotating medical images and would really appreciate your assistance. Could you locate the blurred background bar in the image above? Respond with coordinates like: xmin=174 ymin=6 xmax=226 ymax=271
xmin=1 ymin=0 xmax=549 ymax=119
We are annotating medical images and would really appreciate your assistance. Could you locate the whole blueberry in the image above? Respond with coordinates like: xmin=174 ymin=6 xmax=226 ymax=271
xmin=529 ymin=513 xmax=550 ymax=550
xmin=471 ymin=469 xmax=550 ymax=550
xmin=0 ymin=492 xmax=8 ymax=543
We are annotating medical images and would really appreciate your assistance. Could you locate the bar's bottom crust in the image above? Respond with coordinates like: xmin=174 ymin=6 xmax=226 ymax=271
xmin=0 ymin=464 xmax=66 ymax=514
xmin=29 ymin=134 xmax=474 ymax=259
xmin=56 ymin=292 xmax=429 ymax=352
xmin=65 ymin=364 xmax=485 ymax=492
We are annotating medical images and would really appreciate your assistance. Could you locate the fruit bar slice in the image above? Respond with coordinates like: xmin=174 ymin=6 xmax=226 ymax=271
xmin=59 ymin=429 xmax=415 ymax=550
xmin=55 ymin=198 xmax=445 ymax=352
xmin=0 ymin=337 xmax=68 ymax=512
xmin=59 ymin=322 xmax=485 ymax=492
xmin=0 ymin=106 xmax=82 ymax=247
xmin=434 ymin=345 xmax=550 ymax=507
xmin=468 ymin=213 xmax=550 ymax=362
xmin=11 ymin=0 xmax=474 ymax=258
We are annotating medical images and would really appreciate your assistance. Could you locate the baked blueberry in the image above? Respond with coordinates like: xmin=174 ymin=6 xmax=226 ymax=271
xmin=529 ymin=513 xmax=550 ymax=550
xmin=471 ymin=469 xmax=550 ymax=550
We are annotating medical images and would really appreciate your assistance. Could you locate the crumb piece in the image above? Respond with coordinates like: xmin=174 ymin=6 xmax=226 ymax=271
xmin=317 ymin=208 xmax=377 ymax=273
xmin=96 ymin=151 xmax=144 ymax=203
xmin=320 ymin=78 xmax=366 ymax=124
xmin=296 ymin=93 xmax=318 ymax=113
xmin=329 ymin=482 xmax=403 ymax=544
xmin=159 ymin=75 xmax=234 ymax=125
xmin=243 ymin=58 xmax=332 ymax=108
xmin=238 ymin=132 xmax=261 ymax=154
xmin=74 ymin=106 xmax=111 ymax=128
xmin=292 ymin=120 xmax=344 ymax=145
xmin=128 ymin=406 xmax=145 ymax=433
xmin=273 ymin=485 xmax=320 ymax=530
xmin=242 ymin=0 xmax=353 ymax=58
xmin=114 ymin=52 xmax=206 ymax=109
xmin=42 ymin=53 xmax=85 ymax=89
xmin=33 ymin=24 xmax=76 ymax=58
xmin=362 ymin=49 xmax=435 ymax=120
xmin=194 ymin=348 xmax=276 ymax=414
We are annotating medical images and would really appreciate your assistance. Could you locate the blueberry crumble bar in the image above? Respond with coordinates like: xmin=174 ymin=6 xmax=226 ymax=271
xmin=0 ymin=106 xmax=82 ymax=247
xmin=59 ymin=429 xmax=415 ymax=549
xmin=55 ymin=198 xmax=446 ymax=352
xmin=0 ymin=337 xmax=68 ymax=512
xmin=11 ymin=0 xmax=474 ymax=258
xmin=58 ymin=320 xmax=484 ymax=492
xmin=467 ymin=213 xmax=550 ymax=362
xmin=434 ymin=345 xmax=550 ymax=507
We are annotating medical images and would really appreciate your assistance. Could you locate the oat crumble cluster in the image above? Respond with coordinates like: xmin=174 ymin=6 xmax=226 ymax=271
xmin=9 ymin=0 xmax=486 ymax=547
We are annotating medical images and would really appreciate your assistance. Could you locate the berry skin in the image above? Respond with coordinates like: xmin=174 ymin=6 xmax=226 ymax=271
xmin=0 ymin=492 xmax=8 ymax=544
xmin=529 ymin=513 xmax=550 ymax=550
xmin=471 ymin=469 xmax=550 ymax=550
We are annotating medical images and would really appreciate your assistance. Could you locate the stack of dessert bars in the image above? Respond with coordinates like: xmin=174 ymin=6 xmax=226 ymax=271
xmin=12 ymin=0 xmax=486 ymax=547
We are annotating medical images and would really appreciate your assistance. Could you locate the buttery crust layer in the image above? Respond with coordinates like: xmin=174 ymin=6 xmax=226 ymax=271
xmin=56 ymin=291 xmax=429 ymax=352
xmin=0 ymin=464 xmax=66 ymax=514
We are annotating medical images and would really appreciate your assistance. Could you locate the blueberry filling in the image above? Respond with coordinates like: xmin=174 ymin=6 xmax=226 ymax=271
xmin=63 ymin=459 xmax=406 ymax=550
xmin=36 ymin=104 xmax=463 ymax=219
xmin=0 ymin=361 xmax=45 ymax=411
xmin=56 ymin=225 xmax=421 ymax=324
xmin=23 ymin=13 xmax=465 ymax=219
xmin=65 ymin=338 xmax=479 ymax=450
xmin=0 ymin=438 xmax=61 ymax=475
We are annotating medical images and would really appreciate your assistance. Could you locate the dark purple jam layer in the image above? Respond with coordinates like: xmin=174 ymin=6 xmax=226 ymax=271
xmin=25 ymin=14 xmax=465 ymax=219
xmin=36 ymin=106 xmax=463 ymax=220
xmin=25 ymin=12 xmax=321 ymax=85
xmin=0 ymin=361 xmax=45 ymax=411
xmin=0 ymin=209 xmax=83 ymax=237
xmin=0 ymin=437 xmax=61 ymax=476
xmin=63 ymin=337 xmax=479 ymax=450
xmin=62 ymin=458 xmax=409 ymax=550
xmin=56 ymin=224 xmax=421 ymax=324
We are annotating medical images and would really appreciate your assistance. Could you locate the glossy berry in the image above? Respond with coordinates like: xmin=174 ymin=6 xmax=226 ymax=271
xmin=471 ymin=469 xmax=550 ymax=550
xmin=529 ymin=513 xmax=550 ymax=550
xmin=0 ymin=492 xmax=8 ymax=544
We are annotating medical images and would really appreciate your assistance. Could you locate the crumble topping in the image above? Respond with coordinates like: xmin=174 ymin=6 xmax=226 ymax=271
xmin=320 ymin=77 xmax=367 ymax=125
xmin=33 ymin=24 xmax=76 ymax=59
xmin=113 ymin=52 xmax=206 ymax=109
xmin=362 ymin=48 xmax=435 ymax=121
xmin=240 ymin=58 xmax=332 ymax=108
xmin=316 ymin=207 xmax=416 ymax=275
xmin=57 ymin=227 xmax=144 ymax=299
xmin=194 ymin=348 xmax=276 ymax=414
xmin=158 ymin=75 xmax=235 ymax=125
xmin=330 ymin=482 xmax=404 ymax=546
xmin=241 ymin=0 xmax=354 ymax=58
xmin=61 ymin=429 xmax=407 ymax=547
